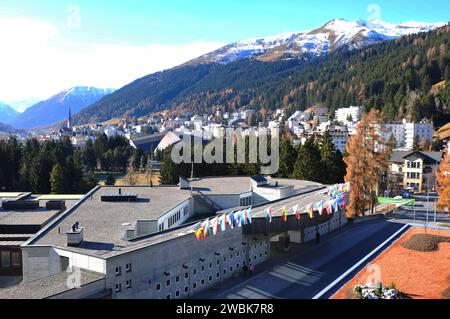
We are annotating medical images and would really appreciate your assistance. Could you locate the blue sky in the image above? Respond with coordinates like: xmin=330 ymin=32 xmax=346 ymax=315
xmin=0 ymin=0 xmax=448 ymax=44
xmin=0 ymin=0 xmax=448 ymax=103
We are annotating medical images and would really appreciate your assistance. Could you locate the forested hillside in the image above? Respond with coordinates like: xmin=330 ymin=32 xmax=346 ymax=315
xmin=74 ymin=24 xmax=450 ymax=127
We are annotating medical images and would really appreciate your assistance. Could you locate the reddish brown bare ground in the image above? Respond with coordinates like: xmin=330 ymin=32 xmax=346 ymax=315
xmin=332 ymin=227 xmax=450 ymax=299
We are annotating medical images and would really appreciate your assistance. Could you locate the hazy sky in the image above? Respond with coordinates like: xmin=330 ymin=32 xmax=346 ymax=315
xmin=0 ymin=0 xmax=448 ymax=102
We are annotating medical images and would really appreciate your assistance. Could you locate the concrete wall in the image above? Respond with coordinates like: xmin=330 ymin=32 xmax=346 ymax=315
xmin=21 ymin=246 xmax=53 ymax=283
xmin=49 ymin=278 xmax=107 ymax=299
xmin=21 ymin=245 xmax=107 ymax=283
xmin=54 ymin=248 xmax=106 ymax=274
xmin=103 ymin=227 xmax=270 ymax=299
xmin=253 ymin=186 xmax=294 ymax=203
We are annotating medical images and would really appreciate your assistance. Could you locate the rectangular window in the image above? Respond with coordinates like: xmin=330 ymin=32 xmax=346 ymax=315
xmin=1 ymin=251 xmax=11 ymax=269
xmin=176 ymin=276 xmax=180 ymax=283
xmin=176 ymin=290 xmax=180 ymax=297
xmin=115 ymin=266 xmax=121 ymax=276
xmin=185 ymin=272 xmax=189 ymax=279
xmin=11 ymin=252 xmax=20 ymax=268
xmin=126 ymin=280 xmax=132 ymax=289
xmin=156 ymin=283 xmax=161 ymax=291
xmin=166 ymin=280 xmax=171 ymax=287
xmin=126 ymin=263 xmax=132 ymax=273
xmin=115 ymin=284 xmax=122 ymax=293
xmin=184 ymin=286 xmax=189 ymax=293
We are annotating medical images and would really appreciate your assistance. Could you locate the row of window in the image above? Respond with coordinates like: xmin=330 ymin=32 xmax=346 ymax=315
xmin=407 ymin=161 xmax=421 ymax=169
xmin=159 ymin=205 xmax=189 ymax=232
xmin=115 ymin=280 xmax=132 ymax=293
xmin=115 ymin=263 xmax=132 ymax=276
xmin=0 ymin=250 xmax=21 ymax=270
xmin=406 ymin=172 xmax=421 ymax=179
xmin=240 ymin=196 xmax=252 ymax=207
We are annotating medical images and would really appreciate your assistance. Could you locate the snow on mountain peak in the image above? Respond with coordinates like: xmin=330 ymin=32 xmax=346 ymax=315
xmin=188 ymin=18 xmax=446 ymax=65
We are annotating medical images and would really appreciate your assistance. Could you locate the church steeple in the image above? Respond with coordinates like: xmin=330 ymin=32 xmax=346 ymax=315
xmin=67 ymin=106 xmax=72 ymax=130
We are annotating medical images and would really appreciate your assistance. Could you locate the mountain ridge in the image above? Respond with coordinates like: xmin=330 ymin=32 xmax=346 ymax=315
xmin=0 ymin=101 xmax=19 ymax=124
xmin=185 ymin=18 xmax=445 ymax=65
xmin=10 ymin=86 xmax=115 ymax=129
xmin=71 ymin=19 xmax=450 ymax=126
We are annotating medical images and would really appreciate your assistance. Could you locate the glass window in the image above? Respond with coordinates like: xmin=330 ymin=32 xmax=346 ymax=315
xmin=11 ymin=252 xmax=20 ymax=268
xmin=115 ymin=266 xmax=121 ymax=276
xmin=126 ymin=280 xmax=132 ymax=289
xmin=156 ymin=283 xmax=161 ymax=291
xmin=176 ymin=290 xmax=180 ymax=297
xmin=126 ymin=263 xmax=132 ymax=272
xmin=176 ymin=276 xmax=180 ymax=283
xmin=184 ymin=286 xmax=189 ymax=293
xmin=1 ymin=251 xmax=10 ymax=269
xmin=115 ymin=284 xmax=121 ymax=293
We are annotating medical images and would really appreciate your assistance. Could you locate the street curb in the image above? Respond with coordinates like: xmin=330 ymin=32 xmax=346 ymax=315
xmin=312 ymin=223 xmax=410 ymax=299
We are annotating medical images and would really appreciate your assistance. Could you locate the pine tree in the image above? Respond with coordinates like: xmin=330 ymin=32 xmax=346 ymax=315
xmin=319 ymin=131 xmax=346 ymax=184
xmin=436 ymin=145 xmax=450 ymax=212
xmin=278 ymin=137 xmax=297 ymax=178
xmin=50 ymin=163 xmax=66 ymax=194
xmin=159 ymin=146 xmax=179 ymax=185
xmin=292 ymin=137 xmax=324 ymax=182
xmin=82 ymin=139 xmax=96 ymax=172
xmin=413 ymin=134 xmax=421 ymax=151
xmin=344 ymin=109 xmax=390 ymax=217
xmin=105 ymin=174 xmax=116 ymax=186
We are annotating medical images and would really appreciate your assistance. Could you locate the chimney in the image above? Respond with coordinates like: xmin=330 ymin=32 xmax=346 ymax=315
xmin=179 ymin=176 xmax=191 ymax=190
xmin=67 ymin=222 xmax=84 ymax=247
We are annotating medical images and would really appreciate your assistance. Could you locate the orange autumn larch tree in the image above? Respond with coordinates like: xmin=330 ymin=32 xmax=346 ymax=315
xmin=436 ymin=144 xmax=450 ymax=212
xmin=344 ymin=109 xmax=391 ymax=217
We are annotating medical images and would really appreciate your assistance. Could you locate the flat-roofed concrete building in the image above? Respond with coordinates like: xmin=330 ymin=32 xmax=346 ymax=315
xmin=0 ymin=177 xmax=347 ymax=299
xmin=0 ymin=193 xmax=80 ymax=280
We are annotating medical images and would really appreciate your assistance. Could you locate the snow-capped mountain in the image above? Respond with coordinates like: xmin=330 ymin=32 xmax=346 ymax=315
xmin=10 ymin=86 xmax=115 ymax=129
xmin=0 ymin=101 xmax=19 ymax=124
xmin=188 ymin=18 xmax=446 ymax=64
xmin=7 ymin=97 xmax=42 ymax=113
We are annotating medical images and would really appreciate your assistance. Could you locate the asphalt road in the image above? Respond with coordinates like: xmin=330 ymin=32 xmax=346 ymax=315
xmin=388 ymin=193 xmax=450 ymax=226
xmin=196 ymin=218 xmax=408 ymax=299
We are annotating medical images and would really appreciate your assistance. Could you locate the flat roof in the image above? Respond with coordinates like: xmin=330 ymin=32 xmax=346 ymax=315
xmin=30 ymin=186 xmax=192 ymax=256
xmin=0 ymin=269 xmax=105 ymax=299
xmin=27 ymin=178 xmax=326 ymax=258
xmin=191 ymin=176 xmax=322 ymax=195
xmin=0 ymin=200 xmax=79 ymax=226
xmin=92 ymin=186 xmax=330 ymax=259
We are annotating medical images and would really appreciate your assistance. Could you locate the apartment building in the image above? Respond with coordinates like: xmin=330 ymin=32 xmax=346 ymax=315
xmin=389 ymin=151 xmax=443 ymax=193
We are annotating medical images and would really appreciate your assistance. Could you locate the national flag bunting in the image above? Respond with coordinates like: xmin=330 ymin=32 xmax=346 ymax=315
xmin=265 ymin=208 xmax=272 ymax=222
xmin=281 ymin=207 xmax=287 ymax=222
xmin=307 ymin=204 xmax=314 ymax=219
xmin=292 ymin=204 xmax=300 ymax=220
xmin=246 ymin=208 xmax=252 ymax=224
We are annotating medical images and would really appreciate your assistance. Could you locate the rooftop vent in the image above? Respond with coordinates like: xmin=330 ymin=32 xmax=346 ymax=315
xmin=67 ymin=222 xmax=83 ymax=247
xmin=46 ymin=200 xmax=66 ymax=211
xmin=251 ymin=176 xmax=268 ymax=187
xmin=179 ymin=176 xmax=191 ymax=190
xmin=1 ymin=200 xmax=39 ymax=210
xmin=101 ymin=191 xmax=138 ymax=202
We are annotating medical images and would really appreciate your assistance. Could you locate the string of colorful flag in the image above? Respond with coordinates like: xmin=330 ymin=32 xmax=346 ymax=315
xmin=193 ymin=182 xmax=351 ymax=241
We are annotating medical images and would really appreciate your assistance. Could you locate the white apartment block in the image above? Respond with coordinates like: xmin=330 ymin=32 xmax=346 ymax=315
xmin=376 ymin=121 xmax=434 ymax=150
xmin=335 ymin=106 xmax=361 ymax=124
xmin=405 ymin=122 xmax=434 ymax=150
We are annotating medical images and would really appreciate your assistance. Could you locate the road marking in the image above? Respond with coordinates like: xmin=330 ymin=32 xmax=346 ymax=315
xmin=312 ymin=223 xmax=410 ymax=299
